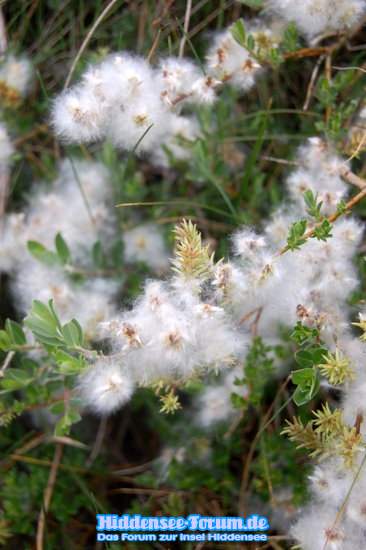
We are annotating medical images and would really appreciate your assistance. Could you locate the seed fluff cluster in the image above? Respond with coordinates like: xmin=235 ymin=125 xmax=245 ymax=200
xmin=74 ymin=136 xmax=366 ymax=550
xmin=85 ymin=221 xmax=248 ymax=414
xmin=269 ymin=0 xmax=366 ymax=39
xmin=4 ymin=12 xmax=365 ymax=546
xmin=51 ymin=20 xmax=281 ymax=158
xmin=269 ymin=0 xmax=366 ymax=38
xmin=0 ymin=158 xmax=169 ymax=339
xmin=79 ymin=139 xmax=363 ymax=423
xmin=0 ymin=54 xmax=33 ymax=104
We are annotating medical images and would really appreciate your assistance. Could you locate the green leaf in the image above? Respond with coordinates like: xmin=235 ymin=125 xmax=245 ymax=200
xmin=25 ymin=318 xmax=57 ymax=337
xmin=292 ymin=386 xmax=310 ymax=406
xmin=58 ymin=361 xmax=80 ymax=375
xmin=283 ymin=22 xmax=299 ymax=54
xmin=303 ymin=189 xmax=323 ymax=221
xmin=268 ymin=48 xmax=284 ymax=68
xmin=70 ymin=319 xmax=83 ymax=347
xmin=54 ymin=414 xmax=72 ymax=436
xmin=68 ymin=410 xmax=81 ymax=424
xmin=311 ymin=219 xmax=333 ymax=242
xmin=293 ymin=378 xmax=320 ymax=406
xmin=0 ymin=330 xmax=11 ymax=350
xmin=294 ymin=350 xmax=313 ymax=368
xmin=27 ymin=240 xmax=59 ymax=265
xmin=1 ymin=380 xmax=25 ymax=390
xmin=229 ymin=19 xmax=246 ymax=47
xmin=31 ymin=299 xmax=58 ymax=328
xmin=55 ymin=350 xmax=82 ymax=375
xmin=336 ymin=199 xmax=348 ymax=215
xmin=49 ymin=401 xmax=66 ymax=415
xmin=48 ymin=299 xmax=63 ymax=332
xmin=291 ymin=322 xmax=319 ymax=345
xmin=55 ymin=233 xmax=70 ymax=264
xmin=303 ymin=189 xmax=316 ymax=209
xmin=286 ymin=219 xmax=308 ymax=251
xmin=1 ymin=368 xmax=32 ymax=389
xmin=317 ymin=77 xmax=338 ymax=108
xmin=312 ymin=348 xmax=329 ymax=364
xmin=24 ymin=319 xmax=63 ymax=346
xmin=27 ymin=240 xmax=49 ymax=258
xmin=111 ymin=240 xmax=124 ymax=267
xmin=292 ymin=367 xmax=320 ymax=406
xmin=5 ymin=319 xmax=26 ymax=346
xmin=62 ymin=322 xmax=80 ymax=347
xmin=47 ymin=380 xmax=63 ymax=392
xmin=20 ymin=358 xmax=39 ymax=374
xmin=25 ymin=299 xmax=65 ymax=347
xmin=231 ymin=392 xmax=247 ymax=409
xmin=54 ymin=410 xmax=81 ymax=436
xmin=236 ymin=0 xmax=264 ymax=7
xmin=92 ymin=241 xmax=105 ymax=269
xmin=292 ymin=367 xmax=315 ymax=385
xmin=194 ymin=138 xmax=209 ymax=162
xmin=247 ymin=35 xmax=255 ymax=51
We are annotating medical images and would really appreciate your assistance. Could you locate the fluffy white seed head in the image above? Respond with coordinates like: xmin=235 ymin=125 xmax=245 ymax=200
xmin=269 ymin=0 xmax=366 ymax=39
xmin=286 ymin=139 xmax=349 ymax=216
xmin=291 ymin=505 xmax=348 ymax=550
xmin=346 ymin=494 xmax=366 ymax=525
xmin=79 ymin=362 xmax=135 ymax=414
xmin=206 ymin=29 xmax=263 ymax=90
xmin=206 ymin=23 xmax=279 ymax=91
xmin=0 ymin=213 xmax=27 ymax=271
xmin=232 ymin=228 xmax=269 ymax=260
xmin=195 ymin=365 xmax=248 ymax=428
xmin=150 ymin=114 xmax=201 ymax=168
xmin=308 ymin=461 xmax=351 ymax=504
xmin=156 ymin=57 xmax=200 ymax=101
xmin=51 ymin=52 xmax=177 ymax=153
xmin=190 ymin=75 xmax=220 ymax=105
xmin=196 ymin=384 xmax=236 ymax=428
xmin=51 ymin=88 xmax=105 ymax=143
xmin=122 ymin=224 xmax=169 ymax=272
xmin=0 ymin=55 xmax=34 ymax=96
xmin=11 ymin=261 xmax=118 ymax=339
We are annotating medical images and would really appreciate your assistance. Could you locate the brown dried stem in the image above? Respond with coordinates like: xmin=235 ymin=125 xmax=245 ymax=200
xmin=36 ymin=443 xmax=64 ymax=550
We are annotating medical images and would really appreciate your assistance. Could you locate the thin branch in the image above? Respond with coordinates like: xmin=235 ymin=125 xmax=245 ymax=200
xmin=146 ymin=28 xmax=161 ymax=62
xmin=303 ymin=54 xmax=326 ymax=111
xmin=261 ymin=156 xmax=305 ymax=167
xmin=332 ymin=65 xmax=366 ymax=73
xmin=0 ymin=432 xmax=47 ymax=468
xmin=324 ymin=53 xmax=332 ymax=125
xmin=344 ymin=131 xmax=366 ymax=163
xmin=322 ymin=451 xmax=366 ymax=550
xmin=178 ymin=0 xmax=193 ymax=59
xmin=85 ymin=415 xmax=108 ymax=467
xmin=48 ymin=436 xmax=88 ymax=449
xmin=63 ymin=0 xmax=120 ymax=90
xmin=0 ymin=350 xmax=15 ymax=378
xmin=237 ymin=306 xmax=263 ymax=326
xmin=339 ymin=166 xmax=366 ymax=189
xmin=36 ymin=443 xmax=64 ymax=550
xmin=282 ymin=47 xmax=329 ymax=61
